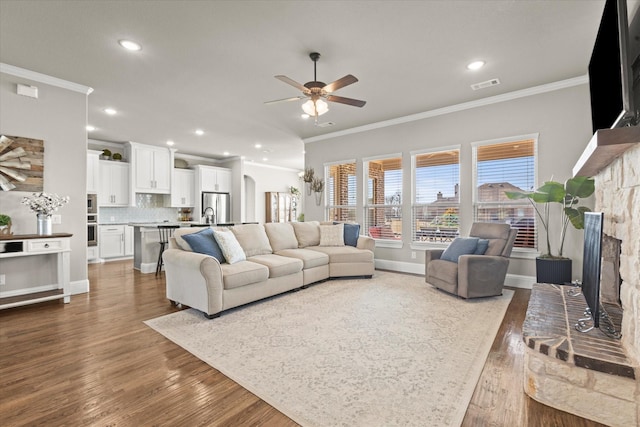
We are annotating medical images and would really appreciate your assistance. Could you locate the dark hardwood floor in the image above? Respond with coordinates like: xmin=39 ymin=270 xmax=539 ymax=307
xmin=0 ymin=261 xmax=605 ymax=426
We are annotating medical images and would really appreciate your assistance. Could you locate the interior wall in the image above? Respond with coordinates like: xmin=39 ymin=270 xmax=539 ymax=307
xmin=304 ymin=83 xmax=594 ymax=279
xmin=0 ymin=70 xmax=89 ymax=287
xmin=244 ymin=175 xmax=256 ymax=222
xmin=242 ymin=163 xmax=303 ymax=224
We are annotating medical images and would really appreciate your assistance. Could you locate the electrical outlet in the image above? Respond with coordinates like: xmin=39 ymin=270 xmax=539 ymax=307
xmin=0 ymin=274 xmax=5 ymax=286
xmin=411 ymin=251 xmax=416 ymax=259
xmin=52 ymin=214 xmax=62 ymax=224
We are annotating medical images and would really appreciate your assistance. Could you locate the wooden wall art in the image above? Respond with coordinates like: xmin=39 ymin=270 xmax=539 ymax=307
xmin=0 ymin=135 xmax=44 ymax=192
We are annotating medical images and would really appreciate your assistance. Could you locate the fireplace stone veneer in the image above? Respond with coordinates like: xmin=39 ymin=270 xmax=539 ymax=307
xmin=523 ymin=283 xmax=639 ymax=427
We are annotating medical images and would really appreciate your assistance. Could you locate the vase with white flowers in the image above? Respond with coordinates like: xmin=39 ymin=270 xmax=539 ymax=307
xmin=21 ymin=192 xmax=70 ymax=235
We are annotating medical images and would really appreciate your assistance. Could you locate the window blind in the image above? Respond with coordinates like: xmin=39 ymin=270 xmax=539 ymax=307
xmin=364 ymin=157 xmax=403 ymax=240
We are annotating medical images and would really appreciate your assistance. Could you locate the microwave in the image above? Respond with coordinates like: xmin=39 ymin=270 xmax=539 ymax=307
xmin=87 ymin=193 xmax=97 ymax=214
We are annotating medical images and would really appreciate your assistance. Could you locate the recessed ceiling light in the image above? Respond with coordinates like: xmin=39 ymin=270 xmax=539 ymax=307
xmin=467 ymin=60 xmax=485 ymax=71
xmin=262 ymin=157 xmax=268 ymax=162
xmin=223 ymin=151 xmax=230 ymax=156
xmin=104 ymin=108 xmax=117 ymax=115
xmin=166 ymin=140 xmax=174 ymax=146
xmin=255 ymin=143 xmax=262 ymax=149
xmin=195 ymin=129 xmax=204 ymax=136
xmin=86 ymin=125 xmax=95 ymax=132
xmin=301 ymin=114 xmax=310 ymax=119
xmin=119 ymin=39 xmax=142 ymax=51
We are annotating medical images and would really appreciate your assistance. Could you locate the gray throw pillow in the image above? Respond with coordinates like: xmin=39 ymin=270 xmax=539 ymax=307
xmin=441 ymin=237 xmax=479 ymax=263
xmin=474 ymin=238 xmax=490 ymax=255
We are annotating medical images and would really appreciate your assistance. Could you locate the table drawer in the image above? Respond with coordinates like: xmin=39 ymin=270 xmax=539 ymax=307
xmin=28 ymin=239 xmax=67 ymax=253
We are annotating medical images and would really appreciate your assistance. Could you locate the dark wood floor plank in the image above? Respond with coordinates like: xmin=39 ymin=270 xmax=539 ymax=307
xmin=0 ymin=260 xmax=603 ymax=426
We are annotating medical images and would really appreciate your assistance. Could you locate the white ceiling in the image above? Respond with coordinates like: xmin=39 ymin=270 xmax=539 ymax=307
xmin=0 ymin=1 xmax=621 ymax=170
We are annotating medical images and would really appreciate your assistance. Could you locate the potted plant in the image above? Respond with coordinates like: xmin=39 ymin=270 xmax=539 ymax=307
xmin=0 ymin=213 xmax=12 ymax=235
xmin=101 ymin=149 xmax=112 ymax=160
xmin=112 ymin=152 xmax=123 ymax=161
xmin=303 ymin=168 xmax=315 ymax=195
xmin=505 ymin=176 xmax=595 ymax=284
xmin=311 ymin=177 xmax=324 ymax=206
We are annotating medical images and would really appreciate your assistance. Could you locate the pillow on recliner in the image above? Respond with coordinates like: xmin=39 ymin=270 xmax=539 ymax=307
xmin=441 ymin=237 xmax=479 ymax=263
xmin=474 ymin=238 xmax=490 ymax=255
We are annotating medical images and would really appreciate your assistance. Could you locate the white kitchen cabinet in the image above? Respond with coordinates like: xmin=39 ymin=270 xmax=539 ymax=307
xmin=131 ymin=143 xmax=171 ymax=194
xmin=87 ymin=150 xmax=101 ymax=193
xmin=99 ymin=225 xmax=125 ymax=258
xmin=98 ymin=161 xmax=129 ymax=206
xmin=124 ymin=225 xmax=134 ymax=256
xmin=196 ymin=165 xmax=232 ymax=193
xmin=171 ymin=168 xmax=195 ymax=207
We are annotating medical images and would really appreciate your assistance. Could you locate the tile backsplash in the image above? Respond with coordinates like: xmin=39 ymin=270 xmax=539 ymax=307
xmin=99 ymin=206 xmax=178 ymax=224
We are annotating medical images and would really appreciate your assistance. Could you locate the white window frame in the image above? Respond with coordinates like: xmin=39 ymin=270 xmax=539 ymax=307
xmin=471 ymin=133 xmax=539 ymax=256
xmin=411 ymin=145 xmax=461 ymax=248
xmin=362 ymin=153 xmax=404 ymax=248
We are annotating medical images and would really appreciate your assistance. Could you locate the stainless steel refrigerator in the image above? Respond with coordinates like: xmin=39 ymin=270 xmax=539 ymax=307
xmin=201 ymin=192 xmax=231 ymax=224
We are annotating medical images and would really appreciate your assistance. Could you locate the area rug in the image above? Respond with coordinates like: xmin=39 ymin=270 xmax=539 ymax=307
xmin=145 ymin=271 xmax=514 ymax=427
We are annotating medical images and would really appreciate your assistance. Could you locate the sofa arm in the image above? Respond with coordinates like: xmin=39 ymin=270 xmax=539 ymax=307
xmin=163 ymin=248 xmax=224 ymax=317
xmin=356 ymin=235 xmax=375 ymax=252
xmin=457 ymin=255 xmax=509 ymax=299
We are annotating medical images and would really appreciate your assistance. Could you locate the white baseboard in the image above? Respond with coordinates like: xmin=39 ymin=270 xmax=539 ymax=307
xmin=374 ymin=259 xmax=534 ymax=289
xmin=71 ymin=279 xmax=89 ymax=294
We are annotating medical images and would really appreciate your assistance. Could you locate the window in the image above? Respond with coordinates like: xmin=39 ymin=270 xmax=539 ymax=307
xmin=412 ymin=149 xmax=460 ymax=243
xmin=472 ymin=136 xmax=537 ymax=249
xmin=364 ymin=156 xmax=403 ymax=240
xmin=326 ymin=161 xmax=357 ymax=222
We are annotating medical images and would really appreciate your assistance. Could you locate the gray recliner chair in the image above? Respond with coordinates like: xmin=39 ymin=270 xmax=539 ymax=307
xmin=424 ymin=222 xmax=517 ymax=298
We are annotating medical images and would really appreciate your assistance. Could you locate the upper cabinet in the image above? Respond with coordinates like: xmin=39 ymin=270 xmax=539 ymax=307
xmin=87 ymin=150 xmax=101 ymax=193
xmin=197 ymin=165 xmax=231 ymax=193
xmin=128 ymin=142 xmax=171 ymax=194
xmin=171 ymin=168 xmax=195 ymax=207
xmin=98 ymin=161 xmax=129 ymax=206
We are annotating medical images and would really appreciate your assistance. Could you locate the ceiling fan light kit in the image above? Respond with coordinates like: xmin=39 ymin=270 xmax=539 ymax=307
xmin=268 ymin=51 xmax=366 ymax=122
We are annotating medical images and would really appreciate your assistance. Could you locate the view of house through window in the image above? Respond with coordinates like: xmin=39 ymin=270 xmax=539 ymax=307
xmin=326 ymin=162 xmax=357 ymax=222
xmin=364 ymin=156 xmax=402 ymax=240
xmin=473 ymin=137 xmax=536 ymax=249
xmin=412 ymin=149 xmax=460 ymax=243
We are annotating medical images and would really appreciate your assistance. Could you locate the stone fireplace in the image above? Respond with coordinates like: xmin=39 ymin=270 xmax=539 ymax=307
xmin=522 ymin=133 xmax=640 ymax=427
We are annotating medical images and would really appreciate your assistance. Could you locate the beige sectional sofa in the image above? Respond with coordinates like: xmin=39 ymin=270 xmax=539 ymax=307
xmin=163 ymin=221 xmax=375 ymax=319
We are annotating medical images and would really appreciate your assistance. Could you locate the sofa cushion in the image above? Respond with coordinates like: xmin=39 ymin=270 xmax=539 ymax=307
xmin=441 ymin=237 xmax=479 ymax=263
xmin=213 ymin=229 xmax=247 ymax=264
xmin=181 ymin=227 xmax=225 ymax=263
xmin=308 ymin=246 xmax=373 ymax=264
xmin=231 ymin=224 xmax=273 ymax=257
xmin=248 ymin=254 xmax=303 ymax=278
xmin=275 ymin=248 xmax=329 ymax=269
xmin=319 ymin=223 xmax=345 ymax=246
xmin=292 ymin=221 xmax=321 ymax=248
xmin=220 ymin=261 xmax=269 ymax=290
xmin=335 ymin=222 xmax=360 ymax=247
xmin=264 ymin=223 xmax=298 ymax=252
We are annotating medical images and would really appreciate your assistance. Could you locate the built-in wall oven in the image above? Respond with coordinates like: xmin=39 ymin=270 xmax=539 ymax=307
xmin=88 ymin=194 xmax=98 ymax=246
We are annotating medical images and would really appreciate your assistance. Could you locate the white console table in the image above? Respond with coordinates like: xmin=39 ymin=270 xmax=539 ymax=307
xmin=0 ymin=233 xmax=72 ymax=310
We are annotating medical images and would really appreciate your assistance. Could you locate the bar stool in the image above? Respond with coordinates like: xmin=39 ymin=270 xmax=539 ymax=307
xmin=156 ymin=225 xmax=180 ymax=276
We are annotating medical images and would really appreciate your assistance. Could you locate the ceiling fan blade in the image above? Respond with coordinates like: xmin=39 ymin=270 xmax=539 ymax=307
xmin=323 ymin=75 xmax=358 ymax=93
xmin=326 ymin=95 xmax=366 ymax=107
xmin=275 ymin=75 xmax=308 ymax=92
xmin=264 ymin=96 xmax=306 ymax=105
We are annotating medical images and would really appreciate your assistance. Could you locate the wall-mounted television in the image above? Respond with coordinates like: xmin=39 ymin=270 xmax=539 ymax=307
xmin=582 ymin=212 xmax=604 ymax=328
xmin=588 ymin=0 xmax=639 ymax=132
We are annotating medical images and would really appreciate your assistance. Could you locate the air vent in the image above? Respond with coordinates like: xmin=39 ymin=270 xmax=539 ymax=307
xmin=471 ymin=78 xmax=501 ymax=91
xmin=316 ymin=122 xmax=335 ymax=127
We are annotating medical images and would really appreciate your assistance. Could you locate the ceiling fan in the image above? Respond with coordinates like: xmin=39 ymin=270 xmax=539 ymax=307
xmin=266 ymin=52 xmax=366 ymax=121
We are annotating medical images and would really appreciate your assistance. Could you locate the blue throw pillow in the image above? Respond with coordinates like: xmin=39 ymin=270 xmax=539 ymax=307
xmin=441 ymin=237 xmax=479 ymax=263
xmin=182 ymin=228 xmax=225 ymax=263
xmin=335 ymin=222 xmax=360 ymax=247
xmin=474 ymin=238 xmax=489 ymax=255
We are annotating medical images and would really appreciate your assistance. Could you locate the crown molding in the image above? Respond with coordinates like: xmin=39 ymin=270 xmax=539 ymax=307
xmin=304 ymin=75 xmax=588 ymax=143
xmin=0 ymin=63 xmax=93 ymax=95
